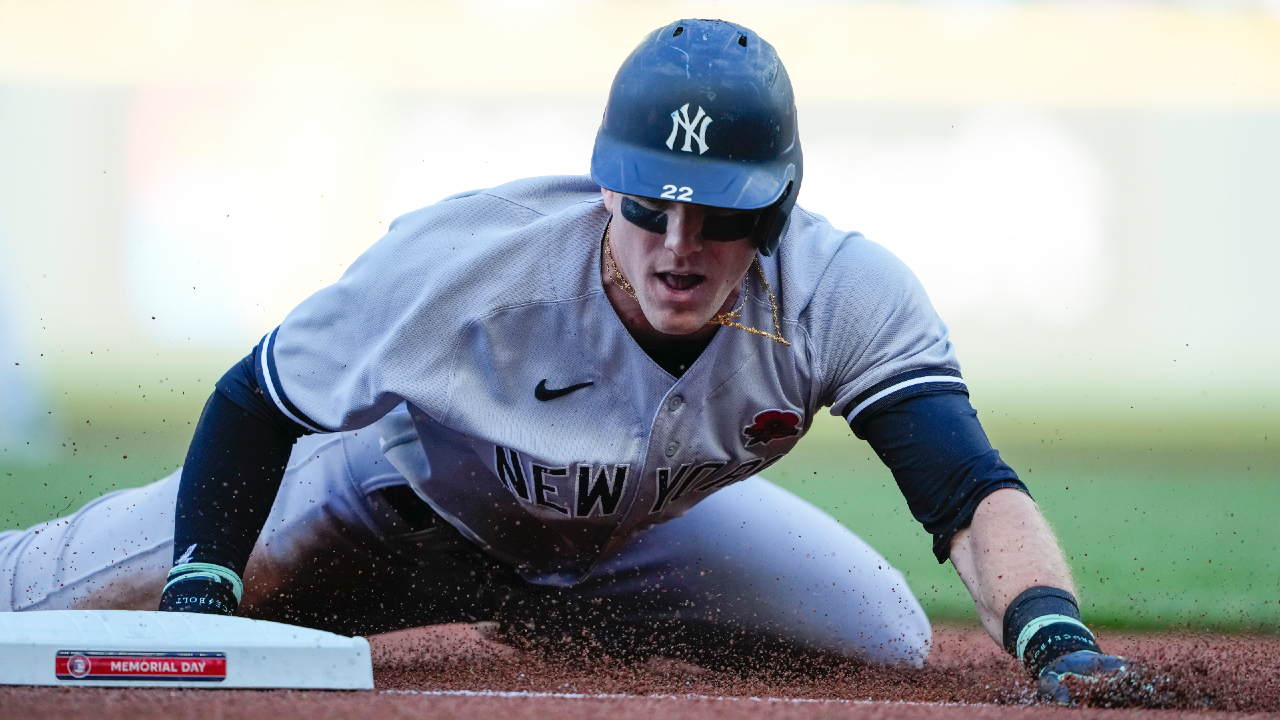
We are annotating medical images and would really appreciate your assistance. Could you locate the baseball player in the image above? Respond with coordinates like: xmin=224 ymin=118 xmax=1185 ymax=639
xmin=2 ymin=19 xmax=1145 ymax=704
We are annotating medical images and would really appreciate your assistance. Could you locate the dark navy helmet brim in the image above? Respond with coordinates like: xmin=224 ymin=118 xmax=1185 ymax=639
xmin=591 ymin=139 xmax=796 ymax=210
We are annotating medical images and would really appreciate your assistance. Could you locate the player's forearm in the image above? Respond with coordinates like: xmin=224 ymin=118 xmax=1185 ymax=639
xmin=173 ymin=388 xmax=298 ymax=576
xmin=948 ymin=488 xmax=1075 ymax=645
xmin=161 ymin=388 xmax=301 ymax=615
xmin=161 ymin=347 xmax=313 ymax=615
xmin=171 ymin=345 xmax=313 ymax=574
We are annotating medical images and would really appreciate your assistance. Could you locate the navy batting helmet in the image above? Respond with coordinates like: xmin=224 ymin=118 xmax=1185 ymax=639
xmin=590 ymin=19 xmax=803 ymax=256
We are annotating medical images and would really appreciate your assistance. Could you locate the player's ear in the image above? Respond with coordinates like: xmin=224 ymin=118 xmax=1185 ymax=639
xmin=600 ymin=188 xmax=618 ymax=211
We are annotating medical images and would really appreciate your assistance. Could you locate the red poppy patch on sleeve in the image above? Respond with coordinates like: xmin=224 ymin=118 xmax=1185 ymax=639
xmin=743 ymin=410 xmax=802 ymax=446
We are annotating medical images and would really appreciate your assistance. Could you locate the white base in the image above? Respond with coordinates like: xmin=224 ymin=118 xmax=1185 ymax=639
xmin=0 ymin=610 xmax=373 ymax=689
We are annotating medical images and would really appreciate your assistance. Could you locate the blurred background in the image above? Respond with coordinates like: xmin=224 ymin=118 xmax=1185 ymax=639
xmin=1 ymin=0 xmax=1277 ymax=630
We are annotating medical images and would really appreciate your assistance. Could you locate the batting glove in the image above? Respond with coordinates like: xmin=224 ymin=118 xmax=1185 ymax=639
xmin=1038 ymin=650 xmax=1160 ymax=706
xmin=157 ymin=562 xmax=242 ymax=616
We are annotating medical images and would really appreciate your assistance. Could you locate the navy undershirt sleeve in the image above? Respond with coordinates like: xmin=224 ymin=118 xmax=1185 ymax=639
xmin=856 ymin=391 xmax=1029 ymax=563
xmin=173 ymin=340 xmax=311 ymax=576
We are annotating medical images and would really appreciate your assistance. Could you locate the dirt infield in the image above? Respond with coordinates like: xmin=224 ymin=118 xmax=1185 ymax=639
xmin=3 ymin=624 xmax=1278 ymax=719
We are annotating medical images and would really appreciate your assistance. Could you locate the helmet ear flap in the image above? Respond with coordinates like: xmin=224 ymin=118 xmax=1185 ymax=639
xmin=755 ymin=177 xmax=796 ymax=256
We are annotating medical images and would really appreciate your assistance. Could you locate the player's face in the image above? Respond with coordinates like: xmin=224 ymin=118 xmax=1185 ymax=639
xmin=601 ymin=189 xmax=759 ymax=339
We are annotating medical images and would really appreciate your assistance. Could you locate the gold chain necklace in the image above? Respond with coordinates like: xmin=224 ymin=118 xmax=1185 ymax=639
xmin=603 ymin=222 xmax=790 ymax=347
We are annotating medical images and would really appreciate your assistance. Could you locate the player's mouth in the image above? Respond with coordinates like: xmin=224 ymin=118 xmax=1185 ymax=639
xmin=656 ymin=272 xmax=705 ymax=292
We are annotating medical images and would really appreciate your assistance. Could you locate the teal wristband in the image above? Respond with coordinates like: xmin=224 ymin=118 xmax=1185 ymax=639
xmin=165 ymin=562 xmax=244 ymax=603
xmin=1017 ymin=614 xmax=1093 ymax=662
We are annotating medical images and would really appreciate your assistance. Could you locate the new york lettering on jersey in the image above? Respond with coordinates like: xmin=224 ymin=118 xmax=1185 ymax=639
xmin=490 ymin=446 xmax=789 ymax=519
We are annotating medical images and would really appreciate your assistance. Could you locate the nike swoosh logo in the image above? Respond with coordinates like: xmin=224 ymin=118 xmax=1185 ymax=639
xmin=535 ymin=379 xmax=594 ymax=401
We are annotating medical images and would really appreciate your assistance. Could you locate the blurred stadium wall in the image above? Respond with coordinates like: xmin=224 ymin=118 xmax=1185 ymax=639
xmin=1 ymin=0 xmax=1277 ymax=446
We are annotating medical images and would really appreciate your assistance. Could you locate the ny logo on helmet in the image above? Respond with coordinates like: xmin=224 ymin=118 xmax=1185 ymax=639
xmin=666 ymin=104 xmax=712 ymax=155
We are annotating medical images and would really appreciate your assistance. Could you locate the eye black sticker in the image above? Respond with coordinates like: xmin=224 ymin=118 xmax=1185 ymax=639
xmin=621 ymin=197 xmax=668 ymax=234
xmin=702 ymin=211 xmax=759 ymax=242
xmin=620 ymin=196 xmax=758 ymax=242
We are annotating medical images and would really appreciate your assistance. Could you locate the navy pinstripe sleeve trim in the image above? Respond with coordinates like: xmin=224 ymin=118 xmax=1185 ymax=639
xmin=841 ymin=367 xmax=966 ymax=428
xmin=257 ymin=327 xmax=326 ymax=434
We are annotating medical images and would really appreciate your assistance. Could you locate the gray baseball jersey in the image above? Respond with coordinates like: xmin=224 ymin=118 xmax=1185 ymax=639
xmin=261 ymin=175 xmax=961 ymax=586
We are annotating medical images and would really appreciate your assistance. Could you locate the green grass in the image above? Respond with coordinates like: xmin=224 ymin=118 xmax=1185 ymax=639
xmin=4 ymin=362 xmax=1278 ymax=633
xmin=1 ymin=354 xmax=218 ymax=532
xmin=767 ymin=412 xmax=1280 ymax=633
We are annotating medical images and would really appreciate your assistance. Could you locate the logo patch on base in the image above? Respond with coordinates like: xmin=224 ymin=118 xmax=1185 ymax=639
xmin=56 ymin=651 xmax=227 ymax=682
xmin=743 ymin=410 xmax=802 ymax=446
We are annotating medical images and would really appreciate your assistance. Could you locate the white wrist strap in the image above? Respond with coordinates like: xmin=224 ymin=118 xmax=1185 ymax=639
xmin=1016 ymin=614 xmax=1093 ymax=662
xmin=164 ymin=562 xmax=244 ymax=603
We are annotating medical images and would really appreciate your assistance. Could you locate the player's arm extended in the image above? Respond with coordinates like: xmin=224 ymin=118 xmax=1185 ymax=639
xmin=157 ymin=338 xmax=313 ymax=616
xmin=947 ymin=486 xmax=1156 ymax=705
xmin=856 ymin=392 xmax=1139 ymax=704
xmin=948 ymin=490 xmax=1072 ymax=646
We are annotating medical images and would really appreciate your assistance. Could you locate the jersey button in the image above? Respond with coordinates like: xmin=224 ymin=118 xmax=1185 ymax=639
xmin=668 ymin=396 xmax=683 ymax=412
xmin=665 ymin=441 xmax=680 ymax=457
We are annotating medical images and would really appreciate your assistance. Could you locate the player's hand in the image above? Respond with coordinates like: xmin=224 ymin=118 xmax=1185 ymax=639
xmin=157 ymin=564 xmax=240 ymax=615
xmin=1037 ymin=650 xmax=1161 ymax=707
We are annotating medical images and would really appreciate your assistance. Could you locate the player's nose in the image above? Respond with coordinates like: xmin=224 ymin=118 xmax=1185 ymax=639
xmin=662 ymin=204 xmax=704 ymax=257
